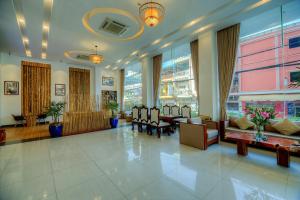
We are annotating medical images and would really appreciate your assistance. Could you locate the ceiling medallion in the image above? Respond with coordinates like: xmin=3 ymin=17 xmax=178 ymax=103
xmin=139 ymin=1 xmax=165 ymax=27
xmin=89 ymin=45 xmax=104 ymax=64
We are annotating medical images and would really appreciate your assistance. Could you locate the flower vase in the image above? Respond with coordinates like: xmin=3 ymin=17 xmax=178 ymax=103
xmin=255 ymin=125 xmax=264 ymax=142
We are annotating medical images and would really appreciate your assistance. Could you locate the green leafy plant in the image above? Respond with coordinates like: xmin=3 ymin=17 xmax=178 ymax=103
xmin=46 ymin=101 xmax=65 ymax=124
xmin=106 ymin=101 xmax=119 ymax=118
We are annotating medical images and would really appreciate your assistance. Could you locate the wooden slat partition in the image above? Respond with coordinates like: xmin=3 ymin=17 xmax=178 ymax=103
xmin=69 ymin=67 xmax=90 ymax=112
xmin=21 ymin=61 xmax=51 ymax=116
xmin=63 ymin=111 xmax=110 ymax=135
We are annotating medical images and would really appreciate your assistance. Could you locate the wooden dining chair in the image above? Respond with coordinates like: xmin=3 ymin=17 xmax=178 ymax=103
xmin=148 ymin=107 xmax=171 ymax=138
xmin=171 ymin=105 xmax=180 ymax=117
xmin=132 ymin=106 xmax=140 ymax=131
xmin=181 ymin=105 xmax=191 ymax=118
xmin=139 ymin=106 xmax=149 ymax=132
xmin=162 ymin=105 xmax=170 ymax=116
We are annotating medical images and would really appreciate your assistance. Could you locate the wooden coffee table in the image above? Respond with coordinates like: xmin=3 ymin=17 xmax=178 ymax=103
xmin=226 ymin=132 xmax=299 ymax=167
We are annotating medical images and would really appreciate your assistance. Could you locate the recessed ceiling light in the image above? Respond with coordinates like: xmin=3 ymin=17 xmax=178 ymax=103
xmin=43 ymin=23 xmax=49 ymax=32
xmin=125 ymin=61 xmax=130 ymax=65
xmin=131 ymin=51 xmax=138 ymax=56
xmin=113 ymin=66 xmax=118 ymax=70
xmin=42 ymin=41 xmax=48 ymax=48
xmin=140 ymin=53 xmax=148 ymax=58
xmin=105 ymin=65 xmax=111 ymax=69
xmin=41 ymin=53 xmax=47 ymax=59
xmin=152 ymin=38 xmax=162 ymax=45
xmin=161 ymin=42 xmax=172 ymax=49
xmin=22 ymin=37 xmax=29 ymax=44
xmin=116 ymin=59 xmax=122 ymax=63
xmin=17 ymin=15 xmax=26 ymax=26
xmin=26 ymin=50 xmax=32 ymax=57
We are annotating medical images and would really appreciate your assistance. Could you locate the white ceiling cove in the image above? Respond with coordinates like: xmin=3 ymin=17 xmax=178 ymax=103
xmin=0 ymin=0 xmax=292 ymax=68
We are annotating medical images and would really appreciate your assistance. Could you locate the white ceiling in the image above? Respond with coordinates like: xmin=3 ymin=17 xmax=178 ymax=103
xmin=0 ymin=0 xmax=293 ymax=68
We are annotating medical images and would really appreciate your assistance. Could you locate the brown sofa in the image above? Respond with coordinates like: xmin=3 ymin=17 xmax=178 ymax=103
xmin=220 ymin=118 xmax=300 ymax=142
xmin=179 ymin=120 xmax=219 ymax=150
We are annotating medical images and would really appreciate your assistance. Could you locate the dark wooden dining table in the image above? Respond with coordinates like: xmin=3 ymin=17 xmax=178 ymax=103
xmin=159 ymin=115 xmax=182 ymax=132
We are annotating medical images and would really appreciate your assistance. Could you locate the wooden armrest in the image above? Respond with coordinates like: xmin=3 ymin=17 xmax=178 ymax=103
xmin=203 ymin=120 xmax=218 ymax=130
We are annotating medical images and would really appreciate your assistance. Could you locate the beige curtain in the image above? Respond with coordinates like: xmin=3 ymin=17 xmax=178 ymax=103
xmin=69 ymin=67 xmax=90 ymax=112
xmin=21 ymin=61 xmax=51 ymax=116
xmin=217 ymin=24 xmax=240 ymax=120
xmin=153 ymin=54 xmax=162 ymax=106
xmin=120 ymin=69 xmax=125 ymax=111
xmin=190 ymin=40 xmax=200 ymax=113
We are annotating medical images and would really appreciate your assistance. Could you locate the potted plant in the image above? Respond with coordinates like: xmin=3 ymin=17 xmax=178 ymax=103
xmin=106 ymin=101 xmax=119 ymax=128
xmin=46 ymin=101 xmax=65 ymax=137
xmin=245 ymin=106 xmax=276 ymax=141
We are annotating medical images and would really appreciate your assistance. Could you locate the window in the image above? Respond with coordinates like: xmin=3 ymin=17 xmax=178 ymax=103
xmin=227 ymin=0 xmax=300 ymax=121
xmin=159 ymin=43 xmax=198 ymax=116
xmin=124 ymin=62 xmax=142 ymax=111
xmin=290 ymin=71 xmax=300 ymax=82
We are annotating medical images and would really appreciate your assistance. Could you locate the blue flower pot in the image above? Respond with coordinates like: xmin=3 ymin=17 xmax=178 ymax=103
xmin=49 ymin=123 xmax=63 ymax=137
xmin=110 ymin=118 xmax=119 ymax=128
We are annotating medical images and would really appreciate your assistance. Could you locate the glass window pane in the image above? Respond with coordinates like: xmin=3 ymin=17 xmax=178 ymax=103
xmin=124 ymin=62 xmax=142 ymax=111
xmin=159 ymin=43 xmax=198 ymax=116
xmin=227 ymin=0 xmax=300 ymax=121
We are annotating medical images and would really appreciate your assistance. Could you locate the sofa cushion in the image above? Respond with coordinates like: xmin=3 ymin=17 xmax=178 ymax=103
xmin=235 ymin=117 xmax=255 ymax=130
xmin=229 ymin=117 xmax=239 ymax=128
xmin=207 ymin=129 xmax=218 ymax=139
xmin=273 ymin=119 xmax=300 ymax=135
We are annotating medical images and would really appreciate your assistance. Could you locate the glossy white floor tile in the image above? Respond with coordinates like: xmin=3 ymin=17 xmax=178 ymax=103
xmin=0 ymin=126 xmax=299 ymax=200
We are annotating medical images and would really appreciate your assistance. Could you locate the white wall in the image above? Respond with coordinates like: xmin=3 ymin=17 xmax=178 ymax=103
xmin=94 ymin=67 xmax=120 ymax=109
xmin=197 ymin=31 xmax=219 ymax=120
xmin=0 ymin=53 xmax=95 ymax=126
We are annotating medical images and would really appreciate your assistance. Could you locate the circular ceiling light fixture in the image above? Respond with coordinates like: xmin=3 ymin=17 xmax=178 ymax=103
xmin=89 ymin=45 xmax=104 ymax=64
xmin=139 ymin=1 xmax=165 ymax=27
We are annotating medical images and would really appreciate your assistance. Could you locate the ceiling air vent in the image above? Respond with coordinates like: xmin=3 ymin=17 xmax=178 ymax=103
xmin=100 ymin=18 xmax=128 ymax=36
xmin=76 ymin=54 xmax=89 ymax=61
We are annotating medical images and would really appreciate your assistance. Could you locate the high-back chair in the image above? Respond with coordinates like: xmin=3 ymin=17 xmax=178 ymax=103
xmin=140 ymin=106 xmax=149 ymax=132
xmin=181 ymin=105 xmax=191 ymax=118
xmin=149 ymin=107 xmax=171 ymax=138
xmin=131 ymin=106 xmax=140 ymax=130
xmin=171 ymin=105 xmax=180 ymax=117
xmin=162 ymin=105 xmax=170 ymax=116
xmin=140 ymin=106 xmax=148 ymax=123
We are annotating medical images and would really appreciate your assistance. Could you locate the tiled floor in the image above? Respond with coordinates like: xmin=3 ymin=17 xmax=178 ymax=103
xmin=0 ymin=126 xmax=299 ymax=200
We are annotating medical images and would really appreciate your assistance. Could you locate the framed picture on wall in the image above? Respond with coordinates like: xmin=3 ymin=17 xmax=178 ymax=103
xmin=55 ymin=84 xmax=66 ymax=96
xmin=4 ymin=81 xmax=19 ymax=95
xmin=101 ymin=90 xmax=117 ymax=109
xmin=102 ymin=76 xmax=114 ymax=86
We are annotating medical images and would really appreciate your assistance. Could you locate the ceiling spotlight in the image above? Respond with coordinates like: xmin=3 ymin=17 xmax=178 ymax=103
xmin=152 ymin=38 xmax=162 ymax=45
xmin=140 ymin=53 xmax=148 ymax=58
xmin=131 ymin=51 xmax=138 ymax=56
xmin=89 ymin=45 xmax=104 ymax=64
xmin=25 ymin=50 xmax=32 ymax=57
xmin=105 ymin=65 xmax=111 ymax=69
xmin=22 ymin=37 xmax=29 ymax=44
xmin=139 ymin=1 xmax=165 ymax=27
xmin=17 ymin=15 xmax=26 ymax=26
xmin=116 ymin=59 xmax=122 ymax=63
xmin=43 ymin=23 xmax=49 ymax=32
xmin=161 ymin=42 xmax=172 ymax=49
xmin=113 ymin=66 xmax=118 ymax=70
xmin=125 ymin=61 xmax=130 ymax=65
xmin=41 ymin=53 xmax=47 ymax=59
xmin=42 ymin=41 xmax=48 ymax=48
